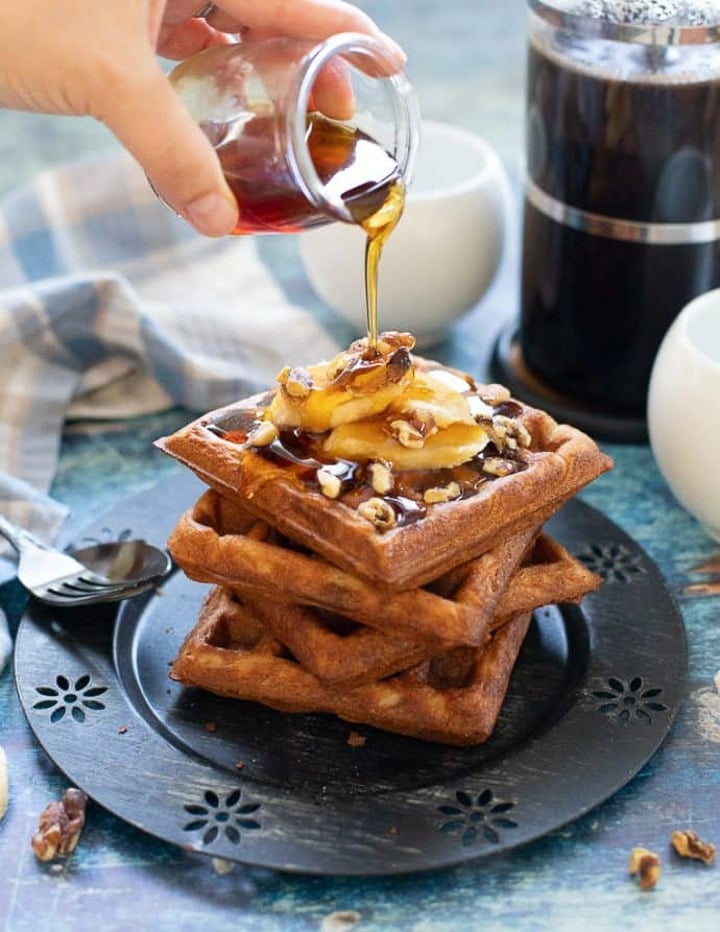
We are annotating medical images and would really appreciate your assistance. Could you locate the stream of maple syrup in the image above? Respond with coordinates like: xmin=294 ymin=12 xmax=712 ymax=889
xmin=355 ymin=178 xmax=405 ymax=349
xmin=219 ymin=111 xmax=406 ymax=349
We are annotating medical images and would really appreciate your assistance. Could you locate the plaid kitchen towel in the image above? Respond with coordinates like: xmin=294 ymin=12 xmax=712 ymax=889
xmin=0 ymin=147 xmax=342 ymax=583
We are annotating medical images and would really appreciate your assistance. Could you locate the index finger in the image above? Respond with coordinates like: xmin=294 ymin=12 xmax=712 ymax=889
xmin=212 ymin=0 xmax=406 ymax=66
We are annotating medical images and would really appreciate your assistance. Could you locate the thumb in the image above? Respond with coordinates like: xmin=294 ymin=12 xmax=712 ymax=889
xmin=100 ymin=59 xmax=238 ymax=236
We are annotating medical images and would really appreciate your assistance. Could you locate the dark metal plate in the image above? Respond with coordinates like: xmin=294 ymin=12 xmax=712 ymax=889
xmin=14 ymin=472 xmax=687 ymax=875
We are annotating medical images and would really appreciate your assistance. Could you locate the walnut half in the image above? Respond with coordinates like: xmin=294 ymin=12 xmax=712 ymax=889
xmin=629 ymin=847 xmax=661 ymax=890
xmin=671 ymin=829 xmax=716 ymax=864
xmin=31 ymin=788 xmax=88 ymax=862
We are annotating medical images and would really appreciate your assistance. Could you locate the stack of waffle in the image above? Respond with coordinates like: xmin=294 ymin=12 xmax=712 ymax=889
xmin=157 ymin=333 xmax=612 ymax=746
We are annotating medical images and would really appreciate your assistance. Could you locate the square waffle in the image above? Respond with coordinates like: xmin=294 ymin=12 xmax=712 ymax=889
xmin=160 ymin=333 xmax=611 ymax=746
xmin=156 ymin=346 xmax=612 ymax=591
xmin=244 ymin=532 xmax=600 ymax=687
xmin=170 ymin=586 xmax=535 ymax=747
xmin=167 ymin=488 xmax=542 ymax=651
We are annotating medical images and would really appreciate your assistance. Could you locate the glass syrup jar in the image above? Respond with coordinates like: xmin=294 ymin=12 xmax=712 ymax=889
xmin=169 ymin=32 xmax=420 ymax=235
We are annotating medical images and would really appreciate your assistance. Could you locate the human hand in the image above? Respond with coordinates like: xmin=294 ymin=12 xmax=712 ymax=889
xmin=0 ymin=0 xmax=405 ymax=236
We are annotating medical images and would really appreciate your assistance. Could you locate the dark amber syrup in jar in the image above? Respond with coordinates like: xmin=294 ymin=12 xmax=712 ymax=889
xmin=218 ymin=111 xmax=406 ymax=351
xmin=218 ymin=111 xmax=403 ymax=236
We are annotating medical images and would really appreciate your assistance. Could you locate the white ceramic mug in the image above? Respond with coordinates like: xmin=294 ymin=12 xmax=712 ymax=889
xmin=648 ymin=288 xmax=720 ymax=542
xmin=298 ymin=119 xmax=511 ymax=347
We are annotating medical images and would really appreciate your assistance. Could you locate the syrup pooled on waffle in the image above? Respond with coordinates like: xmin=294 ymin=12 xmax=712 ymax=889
xmin=236 ymin=332 xmax=532 ymax=522
xmin=157 ymin=332 xmax=612 ymax=745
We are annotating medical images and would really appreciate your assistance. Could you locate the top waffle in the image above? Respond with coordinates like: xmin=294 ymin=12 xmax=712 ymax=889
xmin=156 ymin=333 xmax=612 ymax=590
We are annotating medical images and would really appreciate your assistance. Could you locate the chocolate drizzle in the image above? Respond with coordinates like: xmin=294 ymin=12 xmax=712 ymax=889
xmin=207 ymin=392 xmax=529 ymax=529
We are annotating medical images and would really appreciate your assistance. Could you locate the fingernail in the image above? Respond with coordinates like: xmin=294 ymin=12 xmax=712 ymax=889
xmin=184 ymin=191 xmax=238 ymax=236
xmin=377 ymin=32 xmax=407 ymax=66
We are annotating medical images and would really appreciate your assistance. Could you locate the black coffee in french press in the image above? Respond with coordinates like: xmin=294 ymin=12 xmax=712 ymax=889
xmin=519 ymin=0 xmax=720 ymax=428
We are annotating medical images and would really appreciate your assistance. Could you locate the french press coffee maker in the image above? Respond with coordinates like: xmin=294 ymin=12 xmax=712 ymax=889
xmin=493 ymin=0 xmax=720 ymax=441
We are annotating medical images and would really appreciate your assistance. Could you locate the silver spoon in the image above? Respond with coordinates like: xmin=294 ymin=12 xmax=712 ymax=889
xmin=0 ymin=515 xmax=171 ymax=607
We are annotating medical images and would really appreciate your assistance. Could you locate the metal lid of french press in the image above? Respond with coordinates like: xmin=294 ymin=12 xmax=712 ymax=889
xmin=530 ymin=1 xmax=720 ymax=44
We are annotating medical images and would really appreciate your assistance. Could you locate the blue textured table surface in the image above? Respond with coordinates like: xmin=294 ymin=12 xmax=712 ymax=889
xmin=3 ymin=2 xmax=720 ymax=929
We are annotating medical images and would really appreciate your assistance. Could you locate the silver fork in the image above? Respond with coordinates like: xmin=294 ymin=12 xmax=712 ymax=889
xmin=0 ymin=515 xmax=155 ymax=606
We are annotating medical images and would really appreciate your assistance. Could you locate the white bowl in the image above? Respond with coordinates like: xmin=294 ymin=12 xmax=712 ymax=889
xmin=648 ymin=288 xmax=720 ymax=542
xmin=299 ymin=119 xmax=511 ymax=347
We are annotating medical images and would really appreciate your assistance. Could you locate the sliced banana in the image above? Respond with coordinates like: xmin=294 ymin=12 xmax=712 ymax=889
xmin=266 ymin=332 xmax=415 ymax=432
xmin=264 ymin=334 xmax=497 ymax=469
xmin=387 ymin=371 xmax=476 ymax=428
xmin=267 ymin=371 xmax=411 ymax=432
xmin=323 ymin=419 xmax=490 ymax=470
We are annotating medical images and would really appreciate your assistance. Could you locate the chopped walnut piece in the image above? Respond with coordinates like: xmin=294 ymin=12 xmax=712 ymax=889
xmin=671 ymin=829 xmax=716 ymax=864
xmin=476 ymin=413 xmax=531 ymax=454
xmin=368 ymin=461 xmax=393 ymax=495
xmin=406 ymin=408 xmax=438 ymax=438
xmin=247 ymin=421 xmax=278 ymax=448
xmin=629 ymin=847 xmax=661 ymax=890
xmin=390 ymin=419 xmax=426 ymax=449
xmin=357 ymin=497 xmax=396 ymax=530
xmin=423 ymin=482 xmax=462 ymax=505
xmin=279 ymin=366 xmax=313 ymax=398
xmin=317 ymin=467 xmax=342 ymax=499
xmin=482 ymin=457 xmax=521 ymax=478
xmin=492 ymin=415 xmax=530 ymax=450
xmin=512 ymin=421 xmax=531 ymax=449
xmin=385 ymin=346 xmax=413 ymax=382
xmin=492 ymin=414 xmax=515 ymax=441
xmin=31 ymin=788 xmax=88 ymax=862
xmin=479 ymin=383 xmax=511 ymax=407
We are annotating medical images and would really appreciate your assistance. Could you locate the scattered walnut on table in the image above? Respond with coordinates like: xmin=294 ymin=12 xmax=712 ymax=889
xmin=346 ymin=731 xmax=366 ymax=748
xmin=671 ymin=829 xmax=716 ymax=864
xmin=320 ymin=911 xmax=362 ymax=932
xmin=628 ymin=846 xmax=661 ymax=890
xmin=31 ymin=788 xmax=88 ymax=862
